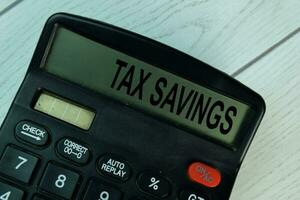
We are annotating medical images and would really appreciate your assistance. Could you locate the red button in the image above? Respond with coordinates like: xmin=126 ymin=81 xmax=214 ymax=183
xmin=188 ymin=162 xmax=221 ymax=188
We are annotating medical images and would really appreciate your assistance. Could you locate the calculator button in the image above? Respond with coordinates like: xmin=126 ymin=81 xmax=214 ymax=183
xmin=39 ymin=163 xmax=80 ymax=199
xmin=0 ymin=146 xmax=38 ymax=183
xmin=15 ymin=121 xmax=49 ymax=146
xmin=179 ymin=190 xmax=208 ymax=200
xmin=32 ymin=197 xmax=47 ymax=200
xmin=134 ymin=198 xmax=149 ymax=200
xmin=98 ymin=154 xmax=131 ymax=181
xmin=83 ymin=180 xmax=122 ymax=200
xmin=0 ymin=181 xmax=24 ymax=200
xmin=188 ymin=162 xmax=221 ymax=188
xmin=57 ymin=138 xmax=90 ymax=164
xmin=137 ymin=173 xmax=170 ymax=198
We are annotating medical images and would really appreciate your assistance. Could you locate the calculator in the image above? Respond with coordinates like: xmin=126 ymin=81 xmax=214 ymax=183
xmin=0 ymin=13 xmax=265 ymax=200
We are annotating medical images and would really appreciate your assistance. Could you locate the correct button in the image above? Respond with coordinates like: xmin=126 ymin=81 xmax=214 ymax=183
xmin=57 ymin=138 xmax=90 ymax=164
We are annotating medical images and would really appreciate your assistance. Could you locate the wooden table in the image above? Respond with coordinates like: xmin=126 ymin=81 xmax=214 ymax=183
xmin=1 ymin=0 xmax=299 ymax=199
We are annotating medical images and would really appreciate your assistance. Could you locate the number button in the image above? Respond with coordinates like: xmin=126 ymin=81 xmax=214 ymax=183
xmin=0 ymin=181 xmax=24 ymax=200
xmin=39 ymin=163 xmax=80 ymax=199
xmin=83 ymin=180 xmax=122 ymax=200
xmin=0 ymin=146 xmax=38 ymax=183
xmin=32 ymin=197 xmax=47 ymax=200
xmin=99 ymin=191 xmax=109 ymax=200
xmin=55 ymin=174 xmax=67 ymax=188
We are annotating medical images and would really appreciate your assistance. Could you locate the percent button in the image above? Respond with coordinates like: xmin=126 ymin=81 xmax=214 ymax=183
xmin=137 ymin=172 xmax=171 ymax=198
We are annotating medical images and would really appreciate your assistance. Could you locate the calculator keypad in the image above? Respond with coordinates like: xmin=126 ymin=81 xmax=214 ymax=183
xmin=0 ymin=146 xmax=38 ymax=183
xmin=0 ymin=120 xmax=214 ymax=199
xmin=39 ymin=163 xmax=80 ymax=199
xmin=0 ymin=181 xmax=24 ymax=200
xmin=83 ymin=180 xmax=122 ymax=200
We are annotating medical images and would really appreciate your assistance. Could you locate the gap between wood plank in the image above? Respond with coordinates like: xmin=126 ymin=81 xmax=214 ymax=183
xmin=231 ymin=26 xmax=300 ymax=78
xmin=0 ymin=0 xmax=24 ymax=17
xmin=1 ymin=0 xmax=298 ymax=79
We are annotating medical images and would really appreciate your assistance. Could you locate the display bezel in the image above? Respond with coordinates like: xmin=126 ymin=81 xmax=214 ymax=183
xmin=26 ymin=13 xmax=265 ymax=151
xmin=41 ymin=25 xmax=251 ymax=147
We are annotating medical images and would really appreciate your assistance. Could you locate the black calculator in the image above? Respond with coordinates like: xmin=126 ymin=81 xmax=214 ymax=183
xmin=0 ymin=13 xmax=265 ymax=200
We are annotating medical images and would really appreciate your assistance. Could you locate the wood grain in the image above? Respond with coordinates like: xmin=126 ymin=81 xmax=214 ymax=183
xmin=230 ymin=32 xmax=300 ymax=200
xmin=1 ymin=0 xmax=299 ymax=125
xmin=0 ymin=1 xmax=300 ymax=199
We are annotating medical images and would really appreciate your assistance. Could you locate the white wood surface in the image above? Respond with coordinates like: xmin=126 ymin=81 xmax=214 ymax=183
xmin=231 ymin=33 xmax=300 ymax=200
xmin=0 ymin=0 xmax=300 ymax=199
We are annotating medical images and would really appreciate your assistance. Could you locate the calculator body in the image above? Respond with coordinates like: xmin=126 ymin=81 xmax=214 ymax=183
xmin=0 ymin=13 xmax=265 ymax=200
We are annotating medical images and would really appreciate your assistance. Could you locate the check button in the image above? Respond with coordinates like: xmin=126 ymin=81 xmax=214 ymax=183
xmin=15 ymin=121 xmax=49 ymax=146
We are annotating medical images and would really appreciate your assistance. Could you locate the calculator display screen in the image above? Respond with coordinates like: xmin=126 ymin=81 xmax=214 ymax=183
xmin=42 ymin=26 xmax=250 ymax=145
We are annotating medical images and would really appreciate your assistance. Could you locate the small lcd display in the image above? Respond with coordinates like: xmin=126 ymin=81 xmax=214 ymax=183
xmin=42 ymin=26 xmax=250 ymax=145
xmin=34 ymin=92 xmax=95 ymax=130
